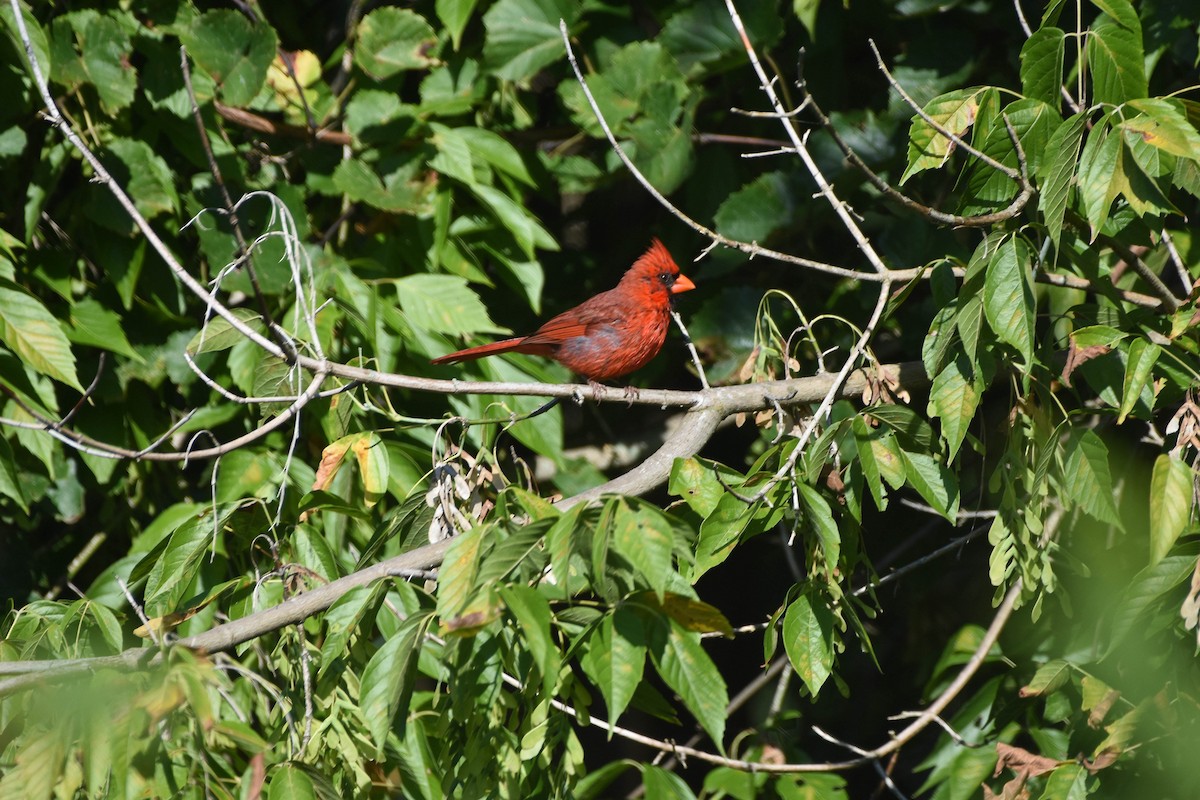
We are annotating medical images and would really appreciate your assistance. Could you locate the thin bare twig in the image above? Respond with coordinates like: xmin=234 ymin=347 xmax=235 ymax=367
xmin=558 ymin=19 xmax=887 ymax=284
xmin=870 ymin=40 xmax=1019 ymax=180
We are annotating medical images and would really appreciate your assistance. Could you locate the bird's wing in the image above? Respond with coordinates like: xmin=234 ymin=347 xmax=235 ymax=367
xmin=520 ymin=315 xmax=590 ymax=346
xmin=521 ymin=292 xmax=624 ymax=346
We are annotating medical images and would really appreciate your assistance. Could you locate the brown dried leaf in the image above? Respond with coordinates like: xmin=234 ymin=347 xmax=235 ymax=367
xmin=1084 ymin=748 xmax=1120 ymax=773
xmin=1061 ymin=336 xmax=1111 ymax=388
xmin=994 ymin=742 xmax=1061 ymax=778
xmin=760 ymin=744 xmax=785 ymax=765
xmin=1087 ymin=688 xmax=1122 ymax=728
xmin=1180 ymin=556 xmax=1200 ymax=643
xmin=736 ymin=345 xmax=761 ymax=383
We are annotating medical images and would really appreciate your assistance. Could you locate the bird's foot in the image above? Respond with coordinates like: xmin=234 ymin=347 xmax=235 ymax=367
xmin=587 ymin=380 xmax=608 ymax=402
xmin=621 ymin=385 xmax=641 ymax=405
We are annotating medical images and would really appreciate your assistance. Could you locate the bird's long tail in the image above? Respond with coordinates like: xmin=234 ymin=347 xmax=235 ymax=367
xmin=430 ymin=336 xmax=532 ymax=365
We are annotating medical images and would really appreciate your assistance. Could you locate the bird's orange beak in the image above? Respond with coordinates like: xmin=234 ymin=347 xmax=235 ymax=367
xmin=671 ymin=274 xmax=696 ymax=295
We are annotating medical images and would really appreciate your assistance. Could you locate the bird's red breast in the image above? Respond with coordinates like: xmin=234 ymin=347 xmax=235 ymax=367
xmin=431 ymin=238 xmax=694 ymax=381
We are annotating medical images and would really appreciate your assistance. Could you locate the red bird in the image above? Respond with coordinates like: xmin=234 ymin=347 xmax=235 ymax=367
xmin=432 ymin=239 xmax=695 ymax=382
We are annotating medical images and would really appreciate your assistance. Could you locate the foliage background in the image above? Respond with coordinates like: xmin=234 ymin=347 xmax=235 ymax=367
xmin=2 ymin=0 xmax=1199 ymax=797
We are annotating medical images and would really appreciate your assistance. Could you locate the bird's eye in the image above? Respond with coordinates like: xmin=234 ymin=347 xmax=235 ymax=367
xmin=658 ymin=272 xmax=672 ymax=283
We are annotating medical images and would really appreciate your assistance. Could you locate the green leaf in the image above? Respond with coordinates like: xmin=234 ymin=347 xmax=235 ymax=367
xmin=783 ymin=592 xmax=835 ymax=697
xmin=1077 ymin=124 xmax=1123 ymax=236
xmin=1021 ymin=659 xmax=1072 ymax=697
xmin=928 ymin=354 xmax=982 ymax=461
xmin=635 ymin=592 xmax=733 ymax=636
xmin=865 ymin=403 xmax=937 ymax=451
xmin=581 ymin=609 xmax=646 ymax=727
xmin=80 ymin=13 xmax=136 ymax=114
xmin=181 ymin=10 xmax=277 ymax=106
xmin=482 ymin=0 xmax=579 ymax=84
xmin=1117 ymin=338 xmax=1159 ymax=423
xmin=499 ymin=584 xmax=560 ymax=694
xmin=794 ymin=0 xmax=821 ymax=39
xmin=1 ymin=3 xmax=51 ymax=79
xmin=653 ymin=621 xmax=728 ymax=750
xmin=1121 ymin=99 xmax=1200 ymax=159
xmin=317 ymin=582 xmax=387 ymax=679
xmin=293 ymin=525 xmax=341 ymax=582
xmin=1061 ymin=430 xmax=1120 ymax=526
xmin=659 ymin=1 xmax=783 ymax=76
xmin=344 ymin=90 xmax=416 ymax=145
xmin=852 ymin=417 xmax=887 ymax=511
xmin=436 ymin=525 xmax=483 ymax=620
xmin=0 ymin=436 xmax=28 ymax=513
xmin=959 ymin=98 xmax=1059 ymax=215
xmin=472 ymin=356 xmax=564 ymax=457
xmin=612 ymin=503 xmax=674 ymax=600
xmin=900 ymin=450 xmax=960 ymax=521
xmin=100 ymin=138 xmax=180 ymax=226
xmin=1148 ymin=454 xmax=1192 ymax=565
xmin=1020 ymin=27 xmax=1065 ymax=106
xmin=267 ymin=765 xmax=317 ymax=800
xmin=1107 ymin=553 xmax=1197 ymax=652
xmin=350 ymin=431 xmax=390 ymax=507
xmin=0 ymin=729 xmax=65 ymax=800
xmin=692 ymin=493 xmax=755 ymax=580
xmin=458 ymin=127 xmax=535 ymax=186
xmin=983 ymin=236 xmax=1034 ymax=366
xmin=714 ymin=172 xmax=793 ymax=243
xmin=332 ymin=158 xmax=434 ymax=214
xmin=1038 ymin=763 xmax=1088 ymax=800
xmin=1087 ymin=14 xmax=1146 ymax=106
xmin=396 ymin=721 xmax=444 ymax=800
xmin=797 ymin=482 xmax=840 ymax=568
xmin=360 ymin=615 xmax=428 ymax=754
xmin=1089 ymin=0 xmax=1138 ymax=30
xmin=436 ymin=0 xmax=479 ymax=51
xmin=1037 ymin=112 xmax=1087 ymax=248
xmin=64 ymin=299 xmax=140 ymax=361
xmin=355 ymin=8 xmax=437 ymax=79
xmin=668 ymin=457 xmax=733 ymax=517
xmin=395 ymin=274 xmax=506 ymax=336
xmin=0 ymin=278 xmax=82 ymax=391
xmin=430 ymin=125 xmax=481 ymax=185
xmin=625 ymin=107 xmax=696 ymax=195
xmin=642 ymin=765 xmax=699 ymax=800
xmin=185 ymin=307 xmax=264 ymax=355
xmin=143 ymin=511 xmax=224 ymax=613
xmin=902 ymin=88 xmax=985 ymax=183
xmin=465 ymin=183 xmax=557 ymax=257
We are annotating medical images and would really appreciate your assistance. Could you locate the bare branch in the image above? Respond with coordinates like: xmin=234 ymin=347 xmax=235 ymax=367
xmin=558 ymin=18 xmax=890 ymax=283
xmin=870 ymin=40 xmax=1019 ymax=180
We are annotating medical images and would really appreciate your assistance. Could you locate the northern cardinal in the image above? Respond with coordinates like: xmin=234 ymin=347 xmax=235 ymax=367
xmin=431 ymin=239 xmax=695 ymax=382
